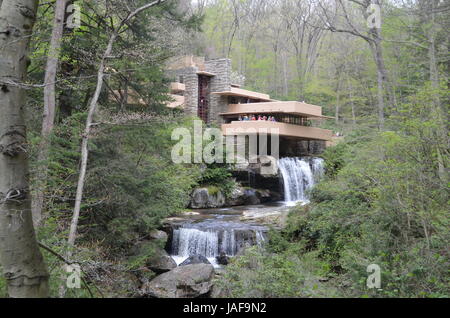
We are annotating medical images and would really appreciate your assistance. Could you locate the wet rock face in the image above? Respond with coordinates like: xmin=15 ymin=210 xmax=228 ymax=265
xmin=141 ymin=264 xmax=215 ymax=298
xmin=227 ymin=186 xmax=281 ymax=206
xmin=248 ymin=155 xmax=279 ymax=177
xmin=189 ymin=186 xmax=281 ymax=209
xmin=179 ymin=254 xmax=212 ymax=266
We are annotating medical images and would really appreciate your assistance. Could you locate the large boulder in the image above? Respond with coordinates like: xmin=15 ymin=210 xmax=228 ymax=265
xmin=227 ymin=186 xmax=281 ymax=206
xmin=179 ymin=254 xmax=212 ymax=266
xmin=226 ymin=187 xmax=246 ymax=206
xmin=149 ymin=229 xmax=168 ymax=243
xmin=243 ymin=188 xmax=260 ymax=205
xmin=146 ymin=248 xmax=177 ymax=274
xmin=190 ymin=188 xmax=226 ymax=208
xmin=129 ymin=241 xmax=177 ymax=274
xmin=256 ymin=189 xmax=272 ymax=203
xmin=141 ymin=264 xmax=215 ymax=298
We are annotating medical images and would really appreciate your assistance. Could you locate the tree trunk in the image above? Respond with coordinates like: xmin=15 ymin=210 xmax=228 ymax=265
xmin=0 ymin=0 xmax=49 ymax=298
xmin=335 ymin=76 xmax=341 ymax=125
xmin=427 ymin=0 xmax=447 ymax=183
xmin=67 ymin=32 xmax=117 ymax=250
xmin=348 ymin=79 xmax=357 ymax=125
xmin=32 ymin=0 xmax=68 ymax=227
xmin=370 ymin=37 xmax=386 ymax=130
xmin=67 ymin=0 xmax=166 ymax=252
xmin=59 ymin=29 xmax=117 ymax=299
xmin=282 ymin=52 xmax=289 ymax=97
xmin=361 ymin=0 xmax=390 ymax=129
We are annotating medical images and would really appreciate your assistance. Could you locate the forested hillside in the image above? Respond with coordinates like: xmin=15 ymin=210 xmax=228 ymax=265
xmin=199 ymin=0 xmax=449 ymax=298
xmin=0 ymin=0 xmax=448 ymax=299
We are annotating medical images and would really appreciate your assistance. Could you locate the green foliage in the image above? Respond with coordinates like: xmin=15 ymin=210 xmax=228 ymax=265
xmin=218 ymin=83 xmax=449 ymax=298
xmin=200 ymin=165 xmax=236 ymax=198
xmin=321 ymin=143 xmax=348 ymax=179
xmin=201 ymin=166 xmax=231 ymax=184
xmin=26 ymin=114 xmax=201 ymax=297
xmin=215 ymin=246 xmax=339 ymax=298
xmin=81 ymin=115 xmax=201 ymax=253
xmin=280 ymin=87 xmax=450 ymax=297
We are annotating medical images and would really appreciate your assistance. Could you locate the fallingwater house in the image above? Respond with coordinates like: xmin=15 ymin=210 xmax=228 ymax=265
xmin=161 ymin=57 xmax=333 ymax=267
xmin=166 ymin=56 xmax=334 ymax=157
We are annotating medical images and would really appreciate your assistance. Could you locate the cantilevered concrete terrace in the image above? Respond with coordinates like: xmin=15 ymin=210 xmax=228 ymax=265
xmin=222 ymin=121 xmax=332 ymax=141
xmin=220 ymin=101 xmax=333 ymax=141
xmin=166 ymin=57 xmax=333 ymax=143
xmin=220 ymin=101 xmax=333 ymax=119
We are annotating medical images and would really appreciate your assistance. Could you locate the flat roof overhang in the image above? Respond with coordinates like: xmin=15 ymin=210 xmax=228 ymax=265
xmin=219 ymin=101 xmax=334 ymax=119
xmin=197 ymin=71 xmax=216 ymax=76
xmin=221 ymin=121 xmax=333 ymax=141
xmin=211 ymin=87 xmax=274 ymax=102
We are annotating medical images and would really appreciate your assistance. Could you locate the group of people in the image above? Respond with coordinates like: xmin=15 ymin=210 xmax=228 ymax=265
xmin=238 ymin=114 xmax=277 ymax=122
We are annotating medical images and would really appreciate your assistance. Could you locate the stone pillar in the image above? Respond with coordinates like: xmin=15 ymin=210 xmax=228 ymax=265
xmin=205 ymin=59 xmax=232 ymax=125
xmin=179 ymin=67 xmax=199 ymax=116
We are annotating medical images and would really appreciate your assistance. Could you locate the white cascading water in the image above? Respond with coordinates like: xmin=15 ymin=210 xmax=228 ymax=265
xmin=172 ymin=228 xmax=219 ymax=259
xmin=171 ymin=223 xmax=266 ymax=267
xmin=278 ymin=157 xmax=324 ymax=206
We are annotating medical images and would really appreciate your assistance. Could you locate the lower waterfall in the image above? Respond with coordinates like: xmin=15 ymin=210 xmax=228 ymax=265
xmin=170 ymin=221 xmax=267 ymax=267
xmin=278 ymin=157 xmax=324 ymax=205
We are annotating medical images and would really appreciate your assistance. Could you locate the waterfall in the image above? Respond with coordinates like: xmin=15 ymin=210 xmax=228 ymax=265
xmin=278 ymin=157 xmax=324 ymax=206
xmin=172 ymin=228 xmax=219 ymax=258
xmin=311 ymin=157 xmax=325 ymax=181
xmin=171 ymin=222 xmax=266 ymax=266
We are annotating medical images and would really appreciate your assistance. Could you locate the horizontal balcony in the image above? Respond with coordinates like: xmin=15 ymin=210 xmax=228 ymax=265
xmin=167 ymin=94 xmax=185 ymax=108
xmin=220 ymin=101 xmax=333 ymax=119
xmin=170 ymin=82 xmax=186 ymax=93
xmin=212 ymin=87 xmax=274 ymax=102
xmin=221 ymin=121 xmax=332 ymax=141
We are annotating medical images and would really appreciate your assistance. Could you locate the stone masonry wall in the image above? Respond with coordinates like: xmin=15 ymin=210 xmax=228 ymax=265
xmin=205 ymin=59 xmax=232 ymax=125
xmin=168 ymin=66 xmax=199 ymax=116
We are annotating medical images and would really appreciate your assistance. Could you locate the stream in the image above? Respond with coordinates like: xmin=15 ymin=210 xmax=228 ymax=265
xmin=167 ymin=157 xmax=324 ymax=268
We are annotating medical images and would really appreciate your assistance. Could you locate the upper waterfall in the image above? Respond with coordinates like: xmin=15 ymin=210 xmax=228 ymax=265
xmin=278 ymin=157 xmax=324 ymax=206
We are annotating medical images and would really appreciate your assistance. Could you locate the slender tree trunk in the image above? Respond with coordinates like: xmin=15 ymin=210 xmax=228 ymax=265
xmin=348 ymin=79 xmax=357 ymax=125
xmin=0 ymin=0 xmax=49 ymax=297
xmin=67 ymin=33 xmax=117 ymax=250
xmin=32 ymin=0 xmax=68 ymax=227
xmin=335 ymin=76 xmax=341 ymax=125
xmin=427 ymin=0 xmax=447 ymax=183
xmin=366 ymin=0 xmax=396 ymax=129
xmin=295 ymin=50 xmax=304 ymax=101
xmin=273 ymin=43 xmax=278 ymax=96
xmin=120 ymin=78 xmax=128 ymax=112
xmin=59 ymin=30 xmax=117 ymax=299
xmin=66 ymin=0 xmax=166 ymax=254
xmin=370 ymin=39 xmax=386 ymax=130
xmin=282 ymin=52 xmax=289 ymax=97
